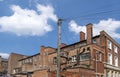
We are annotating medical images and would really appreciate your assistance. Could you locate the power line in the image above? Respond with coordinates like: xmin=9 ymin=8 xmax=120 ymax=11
xmin=61 ymin=24 xmax=70 ymax=44
xmin=62 ymin=9 xmax=120 ymax=21
xmin=61 ymin=1 xmax=120 ymax=21
xmin=74 ymin=1 xmax=120 ymax=16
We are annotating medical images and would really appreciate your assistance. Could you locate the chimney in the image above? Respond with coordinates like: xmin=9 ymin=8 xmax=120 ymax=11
xmin=80 ymin=31 xmax=85 ymax=41
xmin=0 ymin=56 xmax=2 ymax=62
xmin=40 ymin=46 xmax=45 ymax=53
xmin=60 ymin=43 xmax=67 ymax=48
xmin=86 ymin=23 xmax=93 ymax=44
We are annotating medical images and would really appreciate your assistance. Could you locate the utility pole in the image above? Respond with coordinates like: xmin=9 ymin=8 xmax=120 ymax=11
xmin=57 ymin=18 xmax=62 ymax=77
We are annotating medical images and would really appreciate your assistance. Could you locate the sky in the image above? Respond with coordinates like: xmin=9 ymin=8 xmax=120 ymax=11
xmin=0 ymin=0 xmax=120 ymax=58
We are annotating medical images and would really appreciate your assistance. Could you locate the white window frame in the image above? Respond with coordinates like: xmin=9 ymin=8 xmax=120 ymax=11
xmin=114 ymin=56 xmax=118 ymax=66
xmin=13 ymin=69 xmax=16 ymax=74
xmin=72 ymin=55 xmax=76 ymax=62
xmin=114 ymin=45 xmax=118 ymax=53
xmin=99 ymin=52 xmax=102 ymax=61
xmin=108 ymin=53 xmax=112 ymax=65
xmin=107 ymin=40 xmax=112 ymax=50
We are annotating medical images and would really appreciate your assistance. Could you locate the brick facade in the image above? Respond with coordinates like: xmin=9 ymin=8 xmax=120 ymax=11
xmin=0 ymin=56 xmax=8 ymax=76
xmin=8 ymin=53 xmax=27 ymax=76
xmin=8 ymin=23 xmax=120 ymax=77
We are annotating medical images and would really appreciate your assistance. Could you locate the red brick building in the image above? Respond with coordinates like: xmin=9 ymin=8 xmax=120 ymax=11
xmin=13 ymin=23 xmax=120 ymax=77
xmin=0 ymin=56 xmax=8 ymax=76
xmin=8 ymin=53 xmax=27 ymax=76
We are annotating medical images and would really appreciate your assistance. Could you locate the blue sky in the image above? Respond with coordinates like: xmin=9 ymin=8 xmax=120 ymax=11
xmin=0 ymin=0 xmax=120 ymax=58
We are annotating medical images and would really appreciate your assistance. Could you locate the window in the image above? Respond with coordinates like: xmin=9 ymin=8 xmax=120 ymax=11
xmin=43 ymin=65 xmax=47 ymax=69
xmin=53 ymin=57 xmax=57 ymax=64
xmin=66 ymin=52 xmax=69 ymax=58
xmin=108 ymin=53 xmax=112 ymax=64
xmin=19 ymin=61 xmax=22 ymax=66
xmin=29 ymin=58 xmax=32 ymax=63
xmin=115 ymin=72 xmax=117 ymax=77
xmin=106 ymin=70 xmax=109 ymax=77
xmin=67 ymin=61 xmax=72 ymax=65
xmin=111 ymin=71 xmax=113 ymax=77
xmin=87 ymin=47 xmax=90 ymax=52
xmin=107 ymin=40 xmax=112 ymax=49
xmin=26 ymin=59 xmax=28 ymax=63
xmin=60 ymin=52 xmax=64 ymax=57
xmin=34 ymin=56 xmax=39 ymax=62
xmin=99 ymin=52 xmax=102 ymax=61
xmin=61 ymin=75 xmax=65 ymax=77
xmin=93 ymin=39 xmax=97 ymax=44
xmin=39 ymin=65 xmax=42 ymax=68
xmin=114 ymin=56 xmax=118 ymax=66
xmin=96 ymin=51 xmax=102 ymax=61
xmin=80 ymin=52 xmax=91 ymax=61
xmin=114 ymin=45 xmax=118 ymax=53
xmin=34 ymin=64 xmax=37 ymax=69
xmin=101 ymin=75 xmax=104 ymax=77
xmin=22 ymin=60 xmax=25 ymax=64
xmin=13 ymin=69 xmax=16 ymax=74
xmin=44 ymin=52 xmax=48 ymax=56
xmin=72 ymin=55 xmax=76 ymax=62
xmin=119 ymin=73 xmax=120 ymax=77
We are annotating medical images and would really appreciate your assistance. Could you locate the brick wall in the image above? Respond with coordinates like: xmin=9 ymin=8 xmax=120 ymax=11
xmin=8 ymin=53 xmax=26 ymax=75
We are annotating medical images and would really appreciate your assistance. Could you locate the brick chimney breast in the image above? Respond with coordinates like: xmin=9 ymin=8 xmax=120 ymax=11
xmin=86 ymin=23 xmax=93 ymax=44
xmin=80 ymin=31 xmax=85 ymax=41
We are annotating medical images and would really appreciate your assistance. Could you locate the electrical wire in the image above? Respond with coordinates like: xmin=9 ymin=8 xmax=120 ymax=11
xmin=59 ymin=2 xmax=120 ymax=45
xmin=62 ymin=9 xmax=120 ymax=21
xmin=61 ymin=23 xmax=70 ymax=45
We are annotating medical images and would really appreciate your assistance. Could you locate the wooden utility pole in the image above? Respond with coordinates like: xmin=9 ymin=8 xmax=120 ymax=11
xmin=57 ymin=18 xmax=62 ymax=77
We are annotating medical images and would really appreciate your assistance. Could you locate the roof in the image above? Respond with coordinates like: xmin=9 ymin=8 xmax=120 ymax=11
xmin=48 ymin=35 xmax=100 ymax=55
xmin=61 ymin=35 xmax=100 ymax=49
xmin=18 ymin=35 xmax=100 ymax=59
xmin=2 ymin=58 xmax=8 ymax=62
xmin=19 ymin=53 xmax=40 ymax=61
xmin=11 ymin=52 xmax=27 ymax=57
xmin=100 ymin=30 xmax=120 ymax=47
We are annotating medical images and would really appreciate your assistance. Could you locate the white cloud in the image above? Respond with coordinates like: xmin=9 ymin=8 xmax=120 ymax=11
xmin=0 ymin=52 xmax=9 ymax=59
xmin=0 ymin=4 xmax=57 ymax=36
xmin=69 ymin=18 xmax=120 ymax=39
xmin=69 ymin=20 xmax=86 ymax=34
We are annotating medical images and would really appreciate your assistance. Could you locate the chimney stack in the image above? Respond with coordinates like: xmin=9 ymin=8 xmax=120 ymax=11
xmin=86 ymin=23 xmax=93 ymax=44
xmin=0 ymin=56 xmax=2 ymax=62
xmin=60 ymin=43 xmax=67 ymax=48
xmin=80 ymin=31 xmax=85 ymax=41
